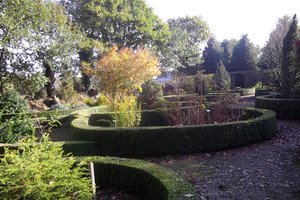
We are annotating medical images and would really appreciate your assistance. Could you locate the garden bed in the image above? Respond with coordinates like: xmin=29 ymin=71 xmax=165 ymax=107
xmin=71 ymin=107 xmax=277 ymax=157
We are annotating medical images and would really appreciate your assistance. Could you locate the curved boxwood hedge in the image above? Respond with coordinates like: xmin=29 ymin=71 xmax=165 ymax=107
xmin=82 ymin=156 xmax=196 ymax=200
xmin=71 ymin=107 xmax=277 ymax=157
xmin=255 ymin=95 xmax=300 ymax=119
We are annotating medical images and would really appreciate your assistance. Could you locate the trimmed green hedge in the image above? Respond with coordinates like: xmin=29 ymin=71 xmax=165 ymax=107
xmin=255 ymin=95 xmax=300 ymax=119
xmin=82 ymin=156 xmax=196 ymax=200
xmin=71 ymin=108 xmax=277 ymax=157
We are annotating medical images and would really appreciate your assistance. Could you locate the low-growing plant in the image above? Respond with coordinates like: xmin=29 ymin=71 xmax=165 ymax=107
xmin=0 ymin=134 xmax=93 ymax=199
xmin=0 ymin=90 xmax=30 ymax=113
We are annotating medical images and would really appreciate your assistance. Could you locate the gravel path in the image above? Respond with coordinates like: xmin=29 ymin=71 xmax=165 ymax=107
xmin=147 ymin=119 xmax=300 ymax=200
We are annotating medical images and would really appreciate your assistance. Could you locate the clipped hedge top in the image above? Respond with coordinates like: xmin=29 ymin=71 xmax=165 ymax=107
xmin=81 ymin=156 xmax=196 ymax=200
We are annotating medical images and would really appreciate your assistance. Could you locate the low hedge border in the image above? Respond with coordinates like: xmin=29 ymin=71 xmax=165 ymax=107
xmin=255 ymin=95 xmax=300 ymax=119
xmin=81 ymin=156 xmax=196 ymax=200
xmin=71 ymin=107 xmax=277 ymax=157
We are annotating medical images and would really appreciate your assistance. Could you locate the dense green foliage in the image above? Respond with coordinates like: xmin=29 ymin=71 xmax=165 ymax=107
xmin=255 ymin=94 xmax=300 ymax=119
xmin=229 ymin=34 xmax=257 ymax=72
xmin=138 ymin=79 xmax=164 ymax=109
xmin=0 ymin=90 xmax=29 ymax=114
xmin=72 ymin=107 xmax=276 ymax=157
xmin=0 ymin=113 xmax=35 ymax=143
xmin=86 ymin=156 xmax=196 ymax=200
xmin=202 ymin=37 xmax=223 ymax=73
xmin=214 ymin=61 xmax=231 ymax=90
xmin=281 ymin=14 xmax=298 ymax=98
xmin=161 ymin=16 xmax=210 ymax=74
xmin=0 ymin=135 xmax=93 ymax=199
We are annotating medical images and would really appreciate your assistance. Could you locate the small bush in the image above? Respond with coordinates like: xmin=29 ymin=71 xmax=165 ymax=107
xmin=0 ymin=90 xmax=30 ymax=113
xmin=0 ymin=135 xmax=93 ymax=199
xmin=138 ymin=78 xmax=164 ymax=109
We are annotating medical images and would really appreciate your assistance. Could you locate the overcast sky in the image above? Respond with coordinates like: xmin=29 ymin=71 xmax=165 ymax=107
xmin=145 ymin=0 xmax=300 ymax=47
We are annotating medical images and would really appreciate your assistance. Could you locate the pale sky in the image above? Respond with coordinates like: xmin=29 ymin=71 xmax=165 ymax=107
xmin=145 ymin=0 xmax=300 ymax=47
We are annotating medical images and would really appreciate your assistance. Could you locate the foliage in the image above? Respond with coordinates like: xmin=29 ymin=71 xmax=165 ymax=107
xmin=194 ymin=72 xmax=215 ymax=94
xmin=183 ymin=76 xmax=196 ymax=94
xmin=202 ymin=37 xmax=223 ymax=74
xmin=19 ymin=73 xmax=49 ymax=99
xmin=0 ymin=134 xmax=93 ymax=199
xmin=84 ymin=95 xmax=109 ymax=107
xmin=82 ymin=46 xmax=161 ymax=110
xmin=221 ymin=39 xmax=238 ymax=70
xmin=138 ymin=78 xmax=164 ymax=110
xmin=214 ymin=61 xmax=231 ymax=90
xmin=161 ymin=94 xmax=206 ymax=126
xmin=160 ymin=16 xmax=210 ymax=73
xmin=229 ymin=34 xmax=258 ymax=72
xmin=259 ymin=16 xmax=291 ymax=87
xmin=0 ymin=90 xmax=29 ymax=114
xmin=57 ymin=71 xmax=78 ymax=105
xmin=62 ymin=0 xmax=170 ymax=50
xmin=0 ymin=113 xmax=35 ymax=143
xmin=0 ymin=0 xmax=47 ymax=95
xmin=281 ymin=14 xmax=298 ymax=98
xmin=115 ymin=97 xmax=141 ymax=127
xmin=0 ymin=0 xmax=81 ymax=98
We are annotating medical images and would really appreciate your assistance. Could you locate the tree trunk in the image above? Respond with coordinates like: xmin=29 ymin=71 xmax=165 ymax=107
xmin=79 ymin=51 xmax=92 ymax=91
xmin=45 ymin=63 xmax=55 ymax=98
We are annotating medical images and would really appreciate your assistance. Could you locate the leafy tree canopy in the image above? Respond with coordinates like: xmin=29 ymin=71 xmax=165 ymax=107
xmin=160 ymin=16 xmax=210 ymax=74
xmin=62 ymin=0 xmax=170 ymax=50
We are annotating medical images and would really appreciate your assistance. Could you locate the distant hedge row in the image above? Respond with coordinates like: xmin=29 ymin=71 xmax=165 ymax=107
xmin=82 ymin=156 xmax=196 ymax=200
xmin=71 ymin=108 xmax=277 ymax=157
xmin=255 ymin=95 xmax=300 ymax=119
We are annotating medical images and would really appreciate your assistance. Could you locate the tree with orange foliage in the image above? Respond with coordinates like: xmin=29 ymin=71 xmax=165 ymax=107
xmin=82 ymin=46 xmax=161 ymax=109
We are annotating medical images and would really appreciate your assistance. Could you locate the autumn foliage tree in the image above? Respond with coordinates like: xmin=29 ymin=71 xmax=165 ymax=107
xmin=83 ymin=46 xmax=161 ymax=109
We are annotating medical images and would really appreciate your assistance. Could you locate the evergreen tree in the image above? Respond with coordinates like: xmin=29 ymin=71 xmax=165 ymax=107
xmin=202 ymin=37 xmax=223 ymax=74
xmin=221 ymin=39 xmax=238 ymax=70
xmin=229 ymin=34 xmax=257 ymax=72
xmin=281 ymin=14 xmax=298 ymax=98
xmin=214 ymin=61 xmax=231 ymax=90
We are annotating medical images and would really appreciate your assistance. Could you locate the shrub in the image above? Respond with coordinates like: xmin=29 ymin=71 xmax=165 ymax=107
xmin=138 ymin=78 xmax=164 ymax=109
xmin=183 ymin=76 xmax=195 ymax=94
xmin=0 ymin=113 xmax=35 ymax=143
xmin=115 ymin=97 xmax=141 ymax=127
xmin=0 ymin=135 xmax=93 ymax=199
xmin=214 ymin=61 xmax=231 ymax=90
xmin=0 ymin=90 xmax=29 ymax=113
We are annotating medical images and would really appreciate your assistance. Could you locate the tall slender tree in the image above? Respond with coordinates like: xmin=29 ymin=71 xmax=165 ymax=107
xmin=259 ymin=16 xmax=291 ymax=87
xmin=281 ymin=14 xmax=298 ymax=98
xmin=221 ymin=39 xmax=238 ymax=70
xmin=229 ymin=34 xmax=257 ymax=72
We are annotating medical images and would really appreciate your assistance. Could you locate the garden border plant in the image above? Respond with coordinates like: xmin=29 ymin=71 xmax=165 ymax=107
xmin=71 ymin=107 xmax=277 ymax=157
xmin=255 ymin=94 xmax=300 ymax=119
